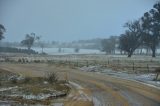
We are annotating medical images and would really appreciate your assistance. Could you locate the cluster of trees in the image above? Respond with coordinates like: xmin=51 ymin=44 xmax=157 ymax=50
xmin=21 ymin=33 xmax=40 ymax=50
xmin=0 ymin=47 xmax=38 ymax=54
xmin=0 ymin=24 xmax=6 ymax=40
xmin=0 ymin=26 xmax=38 ymax=54
xmin=101 ymin=36 xmax=118 ymax=54
xmin=0 ymin=25 xmax=39 ymax=54
xmin=119 ymin=2 xmax=160 ymax=57
xmin=102 ymin=2 xmax=160 ymax=57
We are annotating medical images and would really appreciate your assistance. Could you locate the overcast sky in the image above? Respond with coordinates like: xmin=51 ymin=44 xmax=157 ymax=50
xmin=0 ymin=0 xmax=157 ymax=42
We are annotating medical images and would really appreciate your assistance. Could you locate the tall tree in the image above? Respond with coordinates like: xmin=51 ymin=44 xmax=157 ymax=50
xmin=21 ymin=33 xmax=39 ymax=53
xmin=119 ymin=20 xmax=142 ymax=57
xmin=141 ymin=2 xmax=160 ymax=57
xmin=0 ymin=24 xmax=6 ymax=40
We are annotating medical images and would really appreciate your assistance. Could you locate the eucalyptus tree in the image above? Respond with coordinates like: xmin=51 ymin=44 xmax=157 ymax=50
xmin=21 ymin=33 xmax=39 ymax=53
xmin=119 ymin=20 xmax=142 ymax=57
xmin=141 ymin=2 xmax=160 ymax=57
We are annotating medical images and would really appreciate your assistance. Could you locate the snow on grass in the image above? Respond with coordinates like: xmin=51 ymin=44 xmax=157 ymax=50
xmin=69 ymin=81 xmax=83 ymax=89
xmin=80 ymin=65 xmax=103 ymax=72
xmin=69 ymin=81 xmax=93 ymax=102
xmin=78 ymin=90 xmax=92 ymax=101
xmin=53 ymin=103 xmax=64 ymax=106
xmin=135 ymin=74 xmax=156 ymax=81
xmin=92 ymin=97 xmax=101 ymax=106
xmin=0 ymin=86 xmax=18 ymax=92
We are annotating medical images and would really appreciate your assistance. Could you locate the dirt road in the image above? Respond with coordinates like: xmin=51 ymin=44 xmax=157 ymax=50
xmin=0 ymin=63 xmax=160 ymax=106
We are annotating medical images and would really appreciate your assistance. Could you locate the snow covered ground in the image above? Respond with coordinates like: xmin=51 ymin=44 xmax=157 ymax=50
xmin=102 ymin=69 xmax=160 ymax=87
xmin=80 ymin=66 xmax=160 ymax=87
xmin=18 ymin=47 xmax=104 ymax=55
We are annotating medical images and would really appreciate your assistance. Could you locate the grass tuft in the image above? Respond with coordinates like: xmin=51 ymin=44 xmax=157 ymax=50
xmin=45 ymin=72 xmax=58 ymax=84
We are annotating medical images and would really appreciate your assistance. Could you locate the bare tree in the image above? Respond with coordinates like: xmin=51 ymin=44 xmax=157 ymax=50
xmin=119 ymin=20 xmax=142 ymax=57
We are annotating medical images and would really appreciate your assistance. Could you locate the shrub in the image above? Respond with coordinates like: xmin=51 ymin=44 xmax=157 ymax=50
xmin=74 ymin=48 xmax=80 ymax=53
xmin=18 ymin=58 xmax=22 ymax=63
xmin=46 ymin=72 xmax=58 ymax=84
xmin=34 ymin=60 xmax=41 ymax=63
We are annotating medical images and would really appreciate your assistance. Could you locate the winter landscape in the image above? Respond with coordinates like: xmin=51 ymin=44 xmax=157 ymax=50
xmin=0 ymin=0 xmax=160 ymax=106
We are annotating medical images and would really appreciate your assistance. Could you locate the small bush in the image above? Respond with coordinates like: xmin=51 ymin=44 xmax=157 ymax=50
xmin=18 ymin=59 xmax=22 ymax=63
xmin=74 ymin=48 xmax=80 ymax=53
xmin=46 ymin=72 xmax=58 ymax=84
xmin=34 ymin=60 xmax=41 ymax=63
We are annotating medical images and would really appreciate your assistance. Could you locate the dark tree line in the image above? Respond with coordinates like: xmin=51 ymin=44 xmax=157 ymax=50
xmin=119 ymin=2 xmax=160 ymax=57
xmin=0 ymin=47 xmax=38 ymax=54
xmin=0 ymin=24 xmax=5 ymax=40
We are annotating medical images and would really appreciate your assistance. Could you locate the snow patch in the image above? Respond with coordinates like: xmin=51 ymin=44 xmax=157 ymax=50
xmin=53 ymin=103 xmax=63 ymax=106
xmin=0 ymin=86 xmax=18 ymax=92
xmin=78 ymin=90 xmax=92 ymax=101
xmin=80 ymin=65 xmax=103 ymax=72
xmin=69 ymin=81 xmax=83 ymax=89
xmin=135 ymin=74 xmax=155 ymax=81
xmin=92 ymin=97 xmax=101 ymax=106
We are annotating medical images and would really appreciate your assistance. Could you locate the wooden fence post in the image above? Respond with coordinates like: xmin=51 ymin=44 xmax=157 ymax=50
xmin=147 ymin=64 xmax=149 ymax=72
xmin=68 ymin=61 xmax=71 ymax=66
xmin=94 ymin=60 xmax=97 ymax=65
xmin=86 ymin=60 xmax=89 ymax=67
xmin=133 ymin=62 xmax=135 ymax=72
xmin=76 ymin=61 xmax=78 ymax=67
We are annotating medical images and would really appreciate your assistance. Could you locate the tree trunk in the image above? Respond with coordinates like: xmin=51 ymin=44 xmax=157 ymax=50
xmin=120 ymin=50 xmax=122 ymax=55
xmin=41 ymin=47 xmax=44 ymax=53
xmin=28 ymin=47 xmax=31 ymax=54
xmin=128 ymin=52 xmax=133 ymax=57
xmin=151 ymin=47 xmax=156 ymax=57
xmin=146 ymin=48 xmax=149 ymax=55
xmin=140 ymin=48 xmax=142 ymax=55
xmin=155 ymin=73 xmax=159 ymax=81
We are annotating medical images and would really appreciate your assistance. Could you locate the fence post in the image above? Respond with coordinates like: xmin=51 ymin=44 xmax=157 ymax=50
xmin=65 ymin=59 xmax=67 ymax=65
xmin=86 ymin=60 xmax=89 ymax=67
xmin=133 ymin=62 xmax=135 ymax=72
xmin=94 ymin=60 xmax=97 ymax=65
xmin=76 ymin=61 xmax=78 ymax=67
xmin=68 ymin=61 xmax=70 ymax=66
xmin=147 ymin=64 xmax=149 ymax=72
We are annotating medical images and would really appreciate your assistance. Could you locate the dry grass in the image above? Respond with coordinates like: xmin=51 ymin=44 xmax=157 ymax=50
xmin=0 ymin=68 xmax=70 ymax=105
